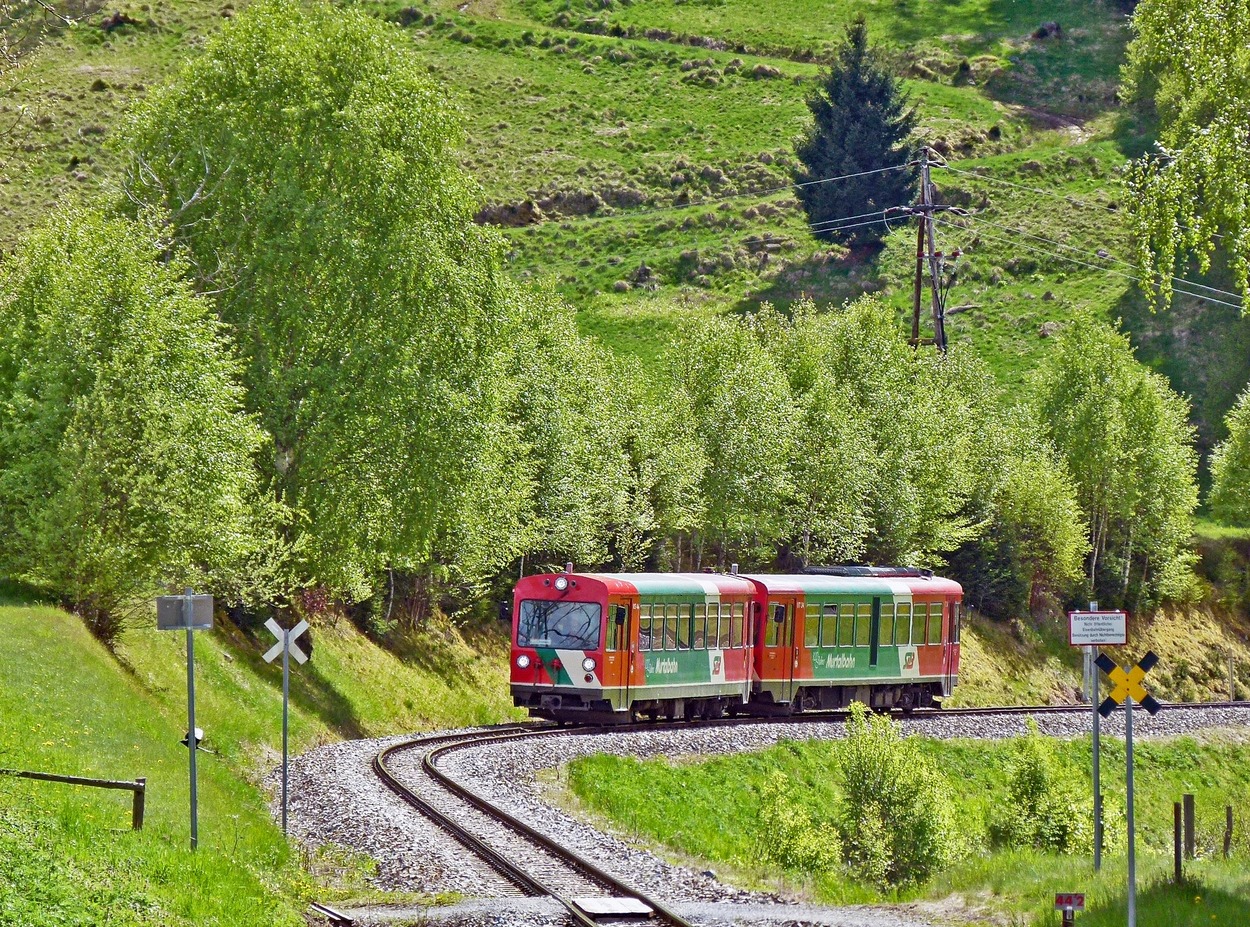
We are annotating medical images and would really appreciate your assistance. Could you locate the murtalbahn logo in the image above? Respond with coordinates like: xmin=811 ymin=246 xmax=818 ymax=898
xmin=824 ymin=653 xmax=855 ymax=670
xmin=647 ymin=657 xmax=679 ymax=674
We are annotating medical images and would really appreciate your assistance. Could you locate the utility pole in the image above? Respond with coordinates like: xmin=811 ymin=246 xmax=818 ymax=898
xmin=905 ymin=147 xmax=951 ymax=353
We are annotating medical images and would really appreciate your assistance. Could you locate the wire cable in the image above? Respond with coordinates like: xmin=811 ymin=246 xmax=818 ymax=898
xmin=936 ymin=162 xmax=1229 ymax=244
xmin=506 ymin=165 xmax=911 ymax=234
xmin=955 ymin=212 xmax=1245 ymax=302
xmin=933 ymin=215 xmax=1245 ymax=311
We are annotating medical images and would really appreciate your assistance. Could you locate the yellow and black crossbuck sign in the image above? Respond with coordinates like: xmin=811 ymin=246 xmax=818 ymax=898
xmin=1095 ymin=651 xmax=1161 ymax=718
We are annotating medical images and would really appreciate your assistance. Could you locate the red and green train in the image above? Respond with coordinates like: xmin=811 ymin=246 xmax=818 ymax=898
xmin=510 ymin=567 xmax=962 ymax=723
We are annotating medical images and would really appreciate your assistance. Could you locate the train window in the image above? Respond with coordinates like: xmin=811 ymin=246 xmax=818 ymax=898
xmin=805 ymin=604 xmax=820 ymax=648
xmin=677 ymin=606 xmax=693 ymax=650
xmin=820 ymin=604 xmax=838 ymax=647
xmin=638 ymin=607 xmax=653 ymax=651
xmin=609 ymin=605 xmax=628 ymax=651
xmin=878 ymin=603 xmax=895 ymax=646
xmin=896 ymin=603 xmax=911 ymax=646
xmin=837 ymin=606 xmax=855 ymax=647
xmin=952 ymin=603 xmax=961 ymax=642
xmin=912 ymin=605 xmax=927 ymax=647
xmin=693 ymin=604 xmax=707 ymax=649
xmin=855 ymin=603 xmax=873 ymax=647
xmin=717 ymin=604 xmax=732 ymax=649
xmin=767 ymin=603 xmax=787 ymax=647
xmin=665 ymin=605 xmax=680 ymax=650
xmin=731 ymin=602 xmax=745 ymax=648
xmin=516 ymin=600 xmax=602 ymax=650
xmin=928 ymin=604 xmax=943 ymax=645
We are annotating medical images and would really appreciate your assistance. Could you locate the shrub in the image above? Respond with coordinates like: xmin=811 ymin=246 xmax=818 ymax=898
xmin=838 ymin=702 xmax=956 ymax=886
xmin=991 ymin=720 xmax=1090 ymax=852
xmin=756 ymin=770 xmax=839 ymax=871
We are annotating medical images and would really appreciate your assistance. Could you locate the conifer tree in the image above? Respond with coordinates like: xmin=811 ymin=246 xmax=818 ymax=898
xmin=793 ymin=15 xmax=918 ymax=246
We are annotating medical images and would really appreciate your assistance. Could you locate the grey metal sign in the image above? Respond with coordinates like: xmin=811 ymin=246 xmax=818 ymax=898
xmin=157 ymin=595 xmax=214 ymax=630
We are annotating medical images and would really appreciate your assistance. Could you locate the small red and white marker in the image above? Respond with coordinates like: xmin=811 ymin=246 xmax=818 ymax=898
xmin=1054 ymin=893 xmax=1086 ymax=911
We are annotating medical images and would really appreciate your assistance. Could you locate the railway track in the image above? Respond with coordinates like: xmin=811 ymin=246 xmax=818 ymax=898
xmin=374 ymin=728 xmax=696 ymax=927
xmin=364 ymin=700 xmax=1249 ymax=925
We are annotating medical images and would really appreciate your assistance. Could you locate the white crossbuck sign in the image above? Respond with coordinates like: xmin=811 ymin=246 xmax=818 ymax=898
xmin=263 ymin=619 xmax=309 ymax=664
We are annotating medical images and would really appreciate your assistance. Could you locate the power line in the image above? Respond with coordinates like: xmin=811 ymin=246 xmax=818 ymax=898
xmin=936 ymin=162 xmax=1229 ymax=244
xmin=933 ymin=215 xmax=1245 ymax=312
xmin=956 ymin=212 xmax=1245 ymax=303
xmin=506 ymin=164 xmax=910 ymax=233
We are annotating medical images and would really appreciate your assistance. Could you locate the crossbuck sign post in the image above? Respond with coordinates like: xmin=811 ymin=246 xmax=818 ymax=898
xmin=263 ymin=618 xmax=309 ymax=835
xmin=1097 ymin=650 xmax=1161 ymax=927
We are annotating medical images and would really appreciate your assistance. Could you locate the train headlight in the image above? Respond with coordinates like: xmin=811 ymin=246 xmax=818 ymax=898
xmin=554 ymin=576 xmax=569 ymax=591
xmin=582 ymin=657 xmax=596 ymax=672
xmin=516 ymin=654 xmax=531 ymax=669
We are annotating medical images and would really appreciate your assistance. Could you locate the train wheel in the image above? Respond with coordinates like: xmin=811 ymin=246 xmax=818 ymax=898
xmin=706 ymin=699 xmax=724 ymax=720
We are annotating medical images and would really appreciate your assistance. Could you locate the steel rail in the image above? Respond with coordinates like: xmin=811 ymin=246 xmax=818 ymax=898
xmin=375 ymin=727 xmax=697 ymax=927
xmin=372 ymin=729 xmax=551 ymax=898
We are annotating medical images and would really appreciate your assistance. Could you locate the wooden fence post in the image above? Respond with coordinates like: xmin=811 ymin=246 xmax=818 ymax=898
xmin=1184 ymin=793 xmax=1196 ymax=859
xmin=132 ymin=778 xmax=146 ymax=831
xmin=1224 ymin=805 xmax=1234 ymax=859
xmin=1174 ymin=802 xmax=1183 ymax=884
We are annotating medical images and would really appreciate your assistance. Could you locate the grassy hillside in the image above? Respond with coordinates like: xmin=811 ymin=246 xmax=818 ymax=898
xmin=0 ymin=599 xmax=517 ymax=923
xmin=562 ymin=733 xmax=1250 ymax=924
xmin=6 ymin=0 xmax=1245 ymax=449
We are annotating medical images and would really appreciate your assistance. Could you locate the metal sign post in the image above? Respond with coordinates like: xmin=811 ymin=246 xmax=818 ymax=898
xmin=1070 ymin=601 xmax=1125 ymax=872
xmin=156 ymin=590 xmax=213 ymax=850
xmin=263 ymin=618 xmax=309 ymax=835
xmin=1096 ymin=651 xmax=1161 ymax=927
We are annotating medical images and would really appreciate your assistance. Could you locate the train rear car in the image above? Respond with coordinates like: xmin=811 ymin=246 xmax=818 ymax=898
xmin=746 ymin=568 xmax=962 ymax=712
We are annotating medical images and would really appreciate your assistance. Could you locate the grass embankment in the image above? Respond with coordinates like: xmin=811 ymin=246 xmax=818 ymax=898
xmin=564 ymin=733 xmax=1250 ymax=925
xmin=0 ymin=602 xmax=518 ymax=924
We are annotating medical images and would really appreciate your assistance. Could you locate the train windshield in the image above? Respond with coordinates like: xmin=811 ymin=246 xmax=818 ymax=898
xmin=516 ymin=600 xmax=602 ymax=650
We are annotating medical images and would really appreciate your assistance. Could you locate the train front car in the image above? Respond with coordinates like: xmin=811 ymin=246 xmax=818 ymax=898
xmin=746 ymin=569 xmax=963 ymax=713
xmin=511 ymin=571 xmax=623 ymax=723
xmin=510 ymin=571 xmax=758 ymax=723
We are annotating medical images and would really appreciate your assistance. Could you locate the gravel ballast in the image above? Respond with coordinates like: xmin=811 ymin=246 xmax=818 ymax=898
xmin=288 ymin=705 xmax=1250 ymax=926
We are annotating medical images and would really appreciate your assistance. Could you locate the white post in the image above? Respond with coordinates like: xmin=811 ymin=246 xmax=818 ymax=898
xmin=1126 ymin=694 xmax=1136 ymax=927
xmin=281 ymin=630 xmax=290 ymax=835
xmin=1092 ymin=645 xmax=1101 ymax=871
xmin=184 ymin=589 xmax=198 ymax=851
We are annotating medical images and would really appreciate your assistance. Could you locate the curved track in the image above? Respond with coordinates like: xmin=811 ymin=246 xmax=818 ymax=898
xmin=369 ymin=701 xmax=1250 ymax=925
xmin=374 ymin=727 xmax=696 ymax=927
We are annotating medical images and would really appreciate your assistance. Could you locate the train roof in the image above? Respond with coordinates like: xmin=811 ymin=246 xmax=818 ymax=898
xmin=744 ymin=573 xmax=962 ymax=598
xmin=517 ymin=571 xmax=961 ymax=600
xmin=581 ymin=572 xmax=758 ymax=597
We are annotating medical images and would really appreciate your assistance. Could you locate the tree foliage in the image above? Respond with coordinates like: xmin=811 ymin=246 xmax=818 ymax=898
xmin=511 ymin=289 xmax=704 ymax=571
xmin=0 ymin=209 xmax=276 ymax=640
xmin=1124 ymin=0 xmax=1250 ymax=311
xmin=1209 ymin=387 xmax=1250 ymax=526
xmin=1031 ymin=316 xmax=1199 ymax=607
xmin=669 ymin=298 xmax=1087 ymax=608
xmin=792 ymin=15 xmax=918 ymax=246
xmin=122 ymin=0 xmax=522 ymax=599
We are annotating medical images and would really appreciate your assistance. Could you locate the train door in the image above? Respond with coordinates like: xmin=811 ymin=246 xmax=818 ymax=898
xmin=762 ymin=595 xmax=798 ymax=703
xmin=604 ymin=598 xmax=632 ymax=709
xmin=943 ymin=600 xmax=960 ymax=698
